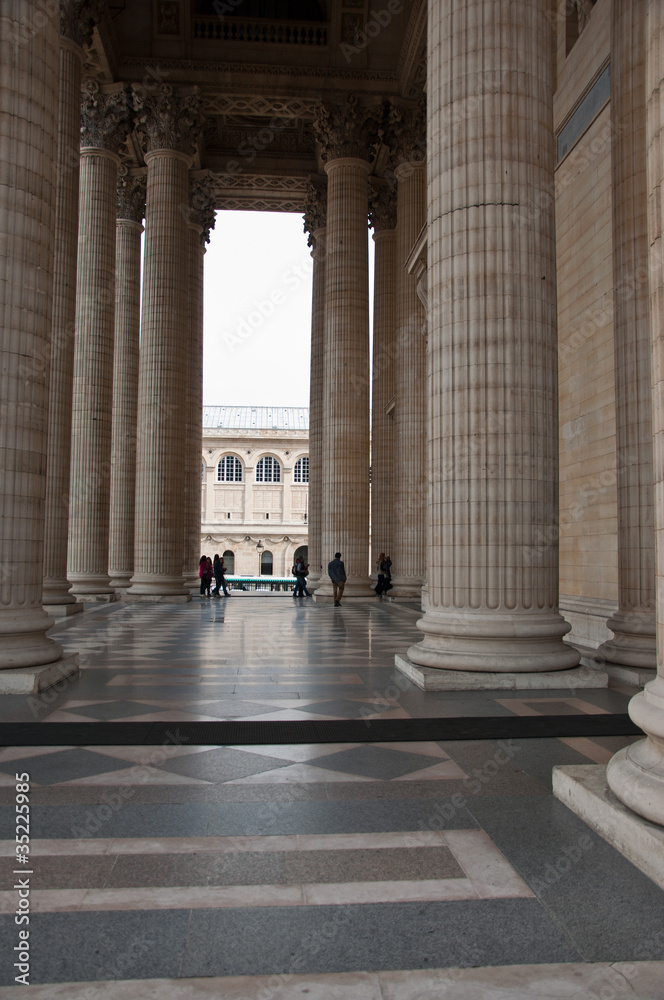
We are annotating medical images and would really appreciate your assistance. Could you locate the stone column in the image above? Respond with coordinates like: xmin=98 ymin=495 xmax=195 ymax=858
xmin=183 ymin=172 xmax=216 ymax=592
xmin=606 ymin=0 xmax=664 ymax=827
xmin=0 ymin=0 xmax=77 ymax=684
xmin=313 ymin=96 xmax=378 ymax=600
xmin=68 ymin=82 xmax=133 ymax=600
xmin=368 ymin=180 xmax=397 ymax=581
xmin=126 ymin=85 xmax=204 ymax=601
xmin=597 ymin=0 xmax=656 ymax=677
xmin=388 ymin=103 xmax=427 ymax=599
xmin=108 ymin=169 xmax=145 ymax=592
xmin=404 ymin=0 xmax=578 ymax=673
xmin=303 ymin=177 xmax=327 ymax=591
xmin=42 ymin=2 xmax=101 ymax=616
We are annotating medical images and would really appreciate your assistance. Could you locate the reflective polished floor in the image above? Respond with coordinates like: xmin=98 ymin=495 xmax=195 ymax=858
xmin=0 ymin=597 xmax=663 ymax=997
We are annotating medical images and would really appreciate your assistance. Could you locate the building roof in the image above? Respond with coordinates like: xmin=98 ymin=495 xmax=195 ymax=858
xmin=202 ymin=406 xmax=309 ymax=430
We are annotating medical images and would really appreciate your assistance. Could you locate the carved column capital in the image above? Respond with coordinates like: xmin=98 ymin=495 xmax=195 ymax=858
xmin=117 ymin=167 xmax=146 ymax=223
xmin=188 ymin=171 xmax=216 ymax=245
xmin=386 ymin=97 xmax=426 ymax=167
xmin=80 ymin=80 xmax=133 ymax=154
xmin=369 ymin=178 xmax=397 ymax=232
xmin=303 ymin=176 xmax=328 ymax=246
xmin=134 ymin=84 xmax=204 ymax=157
xmin=60 ymin=0 xmax=102 ymax=48
xmin=313 ymin=94 xmax=382 ymax=164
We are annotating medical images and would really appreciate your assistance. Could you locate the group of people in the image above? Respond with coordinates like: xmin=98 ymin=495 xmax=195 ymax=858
xmin=198 ymin=554 xmax=231 ymax=597
xmin=324 ymin=552 xmax=393 ymax=606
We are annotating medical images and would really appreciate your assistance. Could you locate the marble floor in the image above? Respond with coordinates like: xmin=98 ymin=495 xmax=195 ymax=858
xmin=0 ymin=597 xmax=663 ymax=997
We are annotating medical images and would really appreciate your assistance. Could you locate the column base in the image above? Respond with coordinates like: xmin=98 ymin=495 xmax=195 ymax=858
xmin=394 ymin=654 xmax=608 ymax=690
xmin=124 ymin=593 xmax=191 ymax=604
xmin=71 ymin=592 xmax=119 ymax=604
xmin=109 ymin=574 xmax=132 ymax=591
xmin=387 ymin=576 xmax=423 ymax=600
xmin=315 ymin=579 xmax=376 ymax=601
xmin=307 ymin=573 xmax=322 ymax=592
xmin=44 ymin=602 xmax=84 ymax=618
xmin=597 ymin=612 xmax=656 ymax=670
xmin=602 ymin=664 xmax=657 ymax=688
xmin=0 ymin=653 xmax=79 ymax=695
xmin=553 ymin=764 xmax=664 ymax=890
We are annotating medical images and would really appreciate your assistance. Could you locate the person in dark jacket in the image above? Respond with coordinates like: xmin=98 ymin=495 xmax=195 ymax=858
xmin=327 ymin=552 xmax=346 ymax=606
xmin=293 ymin=556 xmax=310 ymax=598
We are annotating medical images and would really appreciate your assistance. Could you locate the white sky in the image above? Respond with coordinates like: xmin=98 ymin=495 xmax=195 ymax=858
xmin=202 ymin=210 xmax=375 ymax=408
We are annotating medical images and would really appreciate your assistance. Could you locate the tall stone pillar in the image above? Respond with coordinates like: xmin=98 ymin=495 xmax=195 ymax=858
xmin=598 ymin=0 xmax=656 ymax=677
xmin=403 ymin=0 xmax=578 ymax=673
xmin=68 ymin=82 xmax=133 ymax=600
xmin=126 ymin=85 xmax=204 ymax=601
xmin=388 ymin=104 xmax=427 ymax=599
xmin=183 ymin=172 xmax=216 ymax=592
xmin=108 ymin=169 xmax=145 ymax=592
xmin=43 ymin=2 xmax=101 ymax=615
xmin=313 ymin=96 xmax=378 ymax=600
xmin=606 ymin=0 xmax=664 ymax=828
xmin=368 ymin=180 xmax=397 ymax=579
xmin=0 ymin=0 xmax=76 ymax=684
xmin=303 ymin=177 xmax=328 ymax=591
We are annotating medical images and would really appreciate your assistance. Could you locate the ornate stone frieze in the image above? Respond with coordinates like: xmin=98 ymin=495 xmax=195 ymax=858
xmin=386 ymin=97 xmax=426 ymax=166
xmin=189 ymin=172 xmax=217 ymax=245
xmin=313 ymin=94 xmax=382 ymax=163
xmin=203 ymin=94 xmax=320 ymax=119
xmin=80 ymin=80 xmax=134 ymax=153
xmin=303 ymin=176 xmax=327 ymax=245
xmin=116 ymin=166 xmax=146 ymax=222
xmin=368 ymin=177 xmax=397 ymax=232
xmin=134 ymin=84 xmax=204 ymax=157
xmin=60 ymin=0 xmax=102 ymax=48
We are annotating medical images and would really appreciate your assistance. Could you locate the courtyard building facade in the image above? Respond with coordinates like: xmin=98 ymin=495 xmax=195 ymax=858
xmin=200 ymin=404 xmax=309 ymax=577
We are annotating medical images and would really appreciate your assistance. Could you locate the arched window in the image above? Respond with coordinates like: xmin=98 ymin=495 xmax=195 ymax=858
xmin=255 ymin=456 xmax=281 ymax=483
xmin=260 ymin=550 xmax=273 ymax=575
xmin=294 ymin=545 xmax=308 ymax=563
xmin=293 ymin=456 xmax=309 ymax=483
xmin=217 ymin=455 xmax=243 ymax=482
xmin=222 ymin=550 xmax=235 ymax=574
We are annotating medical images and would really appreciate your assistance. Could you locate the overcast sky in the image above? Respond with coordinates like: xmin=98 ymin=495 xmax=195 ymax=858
xmin=202 ymin=210 xmax=375 ymax=409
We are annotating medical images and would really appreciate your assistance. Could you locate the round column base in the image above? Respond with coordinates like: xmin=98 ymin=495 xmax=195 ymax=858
xmin=67 ymin=575 xmax=115 ymax=597
xmin=597 ymin=612 xmax=656 ymax=669
xmin=42 ymin=580 xmax=78 ymax=606
xmin=607 ymin=677 xmax=664 ymax=828
xmin=387 ymin=575 xmax=424 ymax=600
xmin=315 ymin=577 xmax=376 ymax=600
xmin=407 ymin=609 xmax=580 ymax=673
xmin=109 ymin=573 xmax=133 ymax=591
xmin=0 ymin=608 xmax=63 ymax=670
xmin=126 ymin=575 xmax=190 ymax=599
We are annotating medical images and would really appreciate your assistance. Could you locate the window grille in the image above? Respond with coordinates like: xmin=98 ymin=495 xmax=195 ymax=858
xmin=293 ymin=456 xmax=309 ymax=483
xmin=217 ymin=455 xmax=243 ymax=482
xmin=255 ymin=456 xmax=281 ymax=482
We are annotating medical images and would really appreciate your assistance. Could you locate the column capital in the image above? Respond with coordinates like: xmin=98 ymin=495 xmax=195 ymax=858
xmin=369 ymin=177 xmax=397 ymax=232
xmin=385 ymin=98 xmax=426 ymax=169
xmin=313 ymin=94 xmax=382 ymax=164
xmin=80 ymin=80 xmax=133 ymax=154
xmin=60 ymin=0 xmax=102 ymax=48
xmin=134 ymin=84 xmax=204 ymax=158
xmin=116 ymin=166 xmax=146 ymax=223
xmin=303 ymin=176 xmax=327 ymax=247
xmin=188 ymin=170 xmax=216 ymax=245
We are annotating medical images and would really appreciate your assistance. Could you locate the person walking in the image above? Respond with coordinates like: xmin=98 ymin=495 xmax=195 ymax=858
xmin=293 ymin=556 xmax=310 ymax=598
xmin=375 ymin=552 xmax=387 ymax=595
xmin=212 ymin=554 xmax=231 ymax=597
xmin=219 ymin=555 xmax=231 ymax=596
xmin=327 ymin=552 xmax=346 ymax=606
xmin=199 ymin=555 xmax=211 ymax=597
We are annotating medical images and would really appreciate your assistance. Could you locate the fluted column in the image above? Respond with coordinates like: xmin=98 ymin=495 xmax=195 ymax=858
xmin=108 ymin=170 xmax=145 ymax=592
xmin=313 ymin=97 xmax=378 ymax=599
xmin=303 ymin=178 xmax=327 ymax=591
xmin=126 ymin=85 xmax=204 ymax=601
xmin=606 ymin=0 xmax=664 ymax=827
xmin=597 ymin=0 xmax=656 ymax=674
xmin=42 ymin=4 xmax=101 ymax=614
xmin=183 ymin=172 xmax=216 ymax=592
xmin=368 ymin=181 xmax=397 ymax=579
xmin=0 ymin=0 xmax=70 ymax=675
xmin=389 ymin=104 xmax=427 ymax=598
xmin=68 ymin=82 xmax=132 ymax=600
xmin=406 ymin=0 xmax=578 ymax=672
